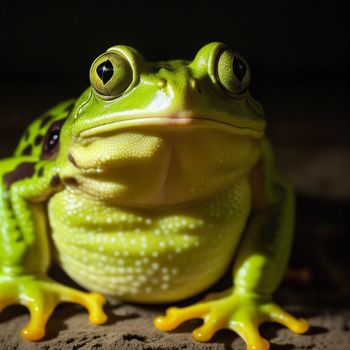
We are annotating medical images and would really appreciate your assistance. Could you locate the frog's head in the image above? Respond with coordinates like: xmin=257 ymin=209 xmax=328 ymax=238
xmin=59 ymin=42 xmax=265 ymax=207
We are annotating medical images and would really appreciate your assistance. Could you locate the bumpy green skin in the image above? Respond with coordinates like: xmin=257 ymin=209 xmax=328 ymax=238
xmin=0 ymin=42 xmax=308 ymax=348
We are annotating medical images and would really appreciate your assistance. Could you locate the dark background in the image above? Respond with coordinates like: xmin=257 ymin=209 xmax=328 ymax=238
xmin=0 ymin=2 xmax=350 ymax=348
xmin=0 ymin=1 xmax=349 ymax=294
xmin=0 ymin=1 xmax=348 ymax=86
xmin=0 ymin=1 xmax=349 ymax=153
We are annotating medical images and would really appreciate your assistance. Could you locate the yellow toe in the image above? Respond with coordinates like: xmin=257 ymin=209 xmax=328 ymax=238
xmin=288 ymin=317 xmax=309 ymax=334
xmin=265 ymin=304 xmax=309 ymax=335
xmin=247 ymin=338 xmax=270 ymax=350
xmin=154 ymin=315 xmax=177 ymax=331
xmin=89 ymin=311 xmax=107 ymax=324
xmin=192 ymin=317 xmax=225 ymax=342
xmin=21 ymin=326 xmax=45 ymax=342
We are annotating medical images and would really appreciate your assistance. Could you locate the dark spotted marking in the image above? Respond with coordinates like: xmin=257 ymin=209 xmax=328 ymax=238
xmin=34 ymin=134 xmax=44 ymax=146
xmin=37 ymin=167 xmax=44 ymax=177
xmin=22 ymin=145 xmax=32 ymax=156
xmin=40 ymin=115 xmax=54 ymax=128
xmin=64 ymin=177 xmax=79 ymax=187
xmin=41 ymin=119 xmax=66 ymax=160
xmin=50 ymin=174 xmax=61 ymax=187
xmin=3 ymin=162 xmax=36 ymax=187
xmin=68 ymin=153 xmax=79 ymax=167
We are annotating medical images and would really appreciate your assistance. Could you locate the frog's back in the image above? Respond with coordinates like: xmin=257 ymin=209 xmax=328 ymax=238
xmin=13 ymin=99 xmax=76 ymax=159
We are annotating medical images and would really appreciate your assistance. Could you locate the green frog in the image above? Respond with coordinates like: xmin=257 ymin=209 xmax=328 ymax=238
xmin=0 ymin=42 xmax=308 ymax=349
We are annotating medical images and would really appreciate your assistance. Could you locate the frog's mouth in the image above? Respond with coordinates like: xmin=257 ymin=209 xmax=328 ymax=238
xmin=67 ymin=113 xmax=263 ymax=207
xmin=78 ymin=115 xmax=264 ymax=139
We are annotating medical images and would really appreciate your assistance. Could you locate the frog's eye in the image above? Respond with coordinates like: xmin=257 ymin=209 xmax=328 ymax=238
xmin=41 ymin=119 xmax=65 ymax=160
xmin=215 ymin=49 xmax=250 ymax=96
xmin=90 ymin=52 xmax=133 ymax=99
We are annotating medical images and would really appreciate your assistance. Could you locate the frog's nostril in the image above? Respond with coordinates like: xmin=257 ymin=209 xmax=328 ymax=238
xmin=157 ymin=78 xmax=167 ymax=89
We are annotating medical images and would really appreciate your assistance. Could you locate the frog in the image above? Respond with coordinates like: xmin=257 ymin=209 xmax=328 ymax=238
xmin=0 ymin=42 xmax=309 ymax=349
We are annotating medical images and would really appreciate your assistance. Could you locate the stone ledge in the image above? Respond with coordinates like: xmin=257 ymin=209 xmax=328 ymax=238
xmin=1 ymin=300 xmax=349 ymax=350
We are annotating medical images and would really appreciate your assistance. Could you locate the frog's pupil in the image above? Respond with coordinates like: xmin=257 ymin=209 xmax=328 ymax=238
xmin=232 ymin=57 xmax=246 ymax=82
xmin=41 ymin=119 xmax=66 ymax=160
xmin=49 ymin=132 xmax=59 ymax=146
xmin=96 ymin=60 xmax=114 ymax=85
xmin=48 ymin=131 xmax=59 ymax=148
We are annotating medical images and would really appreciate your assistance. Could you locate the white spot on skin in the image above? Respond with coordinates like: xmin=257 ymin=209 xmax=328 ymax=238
xmin=117 ymin=259 xmax=125 ymax=265
xmin=152 ymin=262 xmax=159 ymax=270
xmin=132 ymin=281 xmax=141 ymax=288
xmin=138 ymin=275 xmax=147 ymax=282
xmin=161 ymin=283 xmax=169 ymax=290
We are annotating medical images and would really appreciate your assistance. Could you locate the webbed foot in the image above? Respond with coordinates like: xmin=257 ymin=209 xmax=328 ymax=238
xmin=155 ymin=289 xmax=308 ymax=350
xmin=0 ymin=274 xmax=107 ymax=341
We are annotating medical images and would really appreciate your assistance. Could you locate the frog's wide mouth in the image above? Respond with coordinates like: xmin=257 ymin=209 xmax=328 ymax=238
xmin=78 ymin=116 xmax=264 ymax=139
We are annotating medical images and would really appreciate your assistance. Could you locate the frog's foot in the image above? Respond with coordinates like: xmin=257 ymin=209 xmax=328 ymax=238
xmin=154 ymin=291 xmax=309 ymax=350
xmin=0 ymin=275 xmax=107 ymax=341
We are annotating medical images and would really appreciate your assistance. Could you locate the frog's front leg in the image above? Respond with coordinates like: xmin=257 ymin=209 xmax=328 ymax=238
xmin=0 ymin=158 xmax=106 ymax=341
xmin=155 ymin=141 xmax=309 ymax=349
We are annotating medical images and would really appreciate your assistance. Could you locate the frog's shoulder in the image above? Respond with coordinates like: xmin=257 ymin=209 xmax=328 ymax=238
xmin=14 ymin=99 xmax=76 ymax=159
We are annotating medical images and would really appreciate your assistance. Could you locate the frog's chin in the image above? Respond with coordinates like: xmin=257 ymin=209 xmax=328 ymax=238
xmin=64 ymin=119 xmax=262 ymax=207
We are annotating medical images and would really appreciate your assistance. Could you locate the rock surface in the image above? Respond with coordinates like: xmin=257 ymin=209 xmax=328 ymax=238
xmin=1 ymin=299 xmax=350 ymax=350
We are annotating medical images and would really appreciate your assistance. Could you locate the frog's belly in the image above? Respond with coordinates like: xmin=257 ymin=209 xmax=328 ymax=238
xmin=48 ymin=180 xmax=251 ymax=303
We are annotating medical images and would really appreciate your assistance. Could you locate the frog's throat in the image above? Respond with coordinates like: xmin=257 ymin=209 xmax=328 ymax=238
xmin=78 ymin=116 xmax=264 ymax=139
